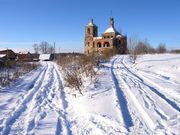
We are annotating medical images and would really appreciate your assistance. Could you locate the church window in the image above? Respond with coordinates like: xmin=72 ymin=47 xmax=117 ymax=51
xmin=111 ymin=36 xmax=113 ymax=38
xmin=93 ymin=42 xmax=95 ymax=48
xmin=97 ymin=42 xmax=101 ymax=48
xmin=107 ymin=36 xmax=109 ymax=38
xmin=119 ymin=40 xmax=121 ymax=44
xmin=87 ymin=28 xmax=90 ymax=34
xmin=93 ymin=30 xmax=96 ymax=36
xmin=104 ymin=42 xmax=110 ymax=48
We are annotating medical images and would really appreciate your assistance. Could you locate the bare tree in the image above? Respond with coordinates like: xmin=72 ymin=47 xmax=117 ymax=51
xmin=135 ymin=41 xmax=149 ymax=54
xmin=33 ymin=43 xmax=39 ymax=53
xmin=39 ymin=41 xmax=49 ymax=54
xmin=134 ymin=38 xmax=156 ymax=55
xmin=156 ymin=43 xmax=167 ymax=53
xmin=128 ymin=36 xmax=139 ymax=64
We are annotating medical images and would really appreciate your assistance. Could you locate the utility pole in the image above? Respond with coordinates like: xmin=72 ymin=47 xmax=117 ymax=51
xmin=6 ymin=48 xmax=10 ymax=80
xmin=54 ymin=42 xmax=56 ymax=60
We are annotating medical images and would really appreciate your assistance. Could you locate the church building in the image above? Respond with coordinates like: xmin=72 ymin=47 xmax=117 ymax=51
xmin=84 ymin=18 xmax=127 ymax=55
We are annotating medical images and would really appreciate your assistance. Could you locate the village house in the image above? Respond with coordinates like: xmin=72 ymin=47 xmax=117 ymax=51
xmin=31 ymin=54 xmax=40 ymax=61
xmin=17 ymin=51 xmax=33 ymax=62
xmin=84 ymin=18 xmax=127 ymax=55
xmin=0 ymin=49 xmax=16 ymax=67
xmin=39 ymin=54 xmax=54 ymax=61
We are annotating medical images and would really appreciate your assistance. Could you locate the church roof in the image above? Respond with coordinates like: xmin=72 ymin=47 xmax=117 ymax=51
xmin=104 ymin=26 xmax=118 ymax=33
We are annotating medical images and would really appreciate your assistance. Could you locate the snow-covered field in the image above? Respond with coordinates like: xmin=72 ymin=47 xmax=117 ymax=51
xmin=0 ymin=54 xmax=180 ymax=135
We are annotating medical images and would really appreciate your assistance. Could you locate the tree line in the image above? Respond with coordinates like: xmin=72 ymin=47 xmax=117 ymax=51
xmin=33 ymin=41 xmax=55 ymax=54
xmin=128 ymin=37 xmax=168 ymax=63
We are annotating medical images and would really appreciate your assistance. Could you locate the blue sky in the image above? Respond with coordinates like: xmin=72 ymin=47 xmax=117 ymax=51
xmin=0 ymin=0 xmax=179 ymax=52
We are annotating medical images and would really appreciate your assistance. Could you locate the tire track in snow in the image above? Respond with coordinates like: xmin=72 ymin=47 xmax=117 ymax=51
xmin=1 ymin=62 xmax=49 ymax=135
xmin=1 ymin=62 xmax=72 ymax=135
xmin=24 ymin=62 xmax=57 ymax=134
xmin=0 ymin=66 xmax=46 ymax=133
xmin=53 ymin=63 xmax=72 ymax=135
xmin=122 ymin=72 xmax=176 ymax=122
xmin=17 ymin=62 xmax=72 ymax=135
xmin=136 ymin=70 xmax=180 ymax=104
xmin=111 ymin=57 xmax=133 ymax=131
xmin=24 ymin=62 xmax=71 ymax=135
xmin=117 ymin=56 xmax=180 ymax=133
xmin=10 ymin=65 xmax=47 ymax=91
xmin=138 ymin=69 xmax=180 ymax=86
xmin=122 ymin=56 xmax=180 ymax=112
xmin=112 ymin=57 xmax=157 ymax=132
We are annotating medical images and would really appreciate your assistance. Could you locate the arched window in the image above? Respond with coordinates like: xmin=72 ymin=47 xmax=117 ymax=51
xmin=104 ymin=42 xmax=110 ymax=48
xmin=87 ymin=28 xmax=90 ymax=34
xmin=97 ymin=42 xmax=101 ymax=48
xmin=119 ymin=40 xmax=121 ymax=44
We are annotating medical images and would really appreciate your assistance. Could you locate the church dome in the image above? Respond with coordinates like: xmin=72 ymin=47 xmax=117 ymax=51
xmin=104 ymin=26 xmax=118 ymax=33
xmin=103 ymin=17 xmax=120 ymax=35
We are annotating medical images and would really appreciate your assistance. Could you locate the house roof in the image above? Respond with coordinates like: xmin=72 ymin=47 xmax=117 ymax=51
xmin=0 ymin=54 xmax=6 ymax=58
xmin=0 ymin=49 xmax=15 ymax=54
xmin=18 ymin=51 xmax=31 ymax=54
xmin=0 ymin=49 xmax=16 ymax=59
xmin=39 ymin=54 xmax=52 ymax=61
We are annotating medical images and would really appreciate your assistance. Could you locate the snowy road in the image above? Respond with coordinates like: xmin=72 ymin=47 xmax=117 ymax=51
xmin=0 ymin=55 xmax=180 ymax=135
xmin=0 ymin=62 xmax=70 ymax=135
xmin=111 ymin=55 xmax=180 ymax=134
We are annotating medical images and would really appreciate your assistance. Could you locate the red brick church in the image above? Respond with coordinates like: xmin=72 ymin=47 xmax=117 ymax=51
xmin=84 ymin=17 xmax=127 ymax=55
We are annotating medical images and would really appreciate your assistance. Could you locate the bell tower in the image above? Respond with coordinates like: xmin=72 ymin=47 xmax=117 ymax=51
xmin=84 ymin=19 xmax=98 ymax=54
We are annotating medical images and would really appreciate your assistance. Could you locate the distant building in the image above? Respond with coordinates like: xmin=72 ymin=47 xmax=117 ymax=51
xmin=39 ymin=54 xmax=54 ymax=61
xmin=17 ymin=52 xmax=33 ymax=62
xmin=31 ymin=54 xmax=40 ymax=61
xmin=0 ymin=49 xmax=16 ymax=66
xmin=84 ymin=18 xmax=127 ymax=55
xmin=0 ymin=49 xmax=16 ymax=60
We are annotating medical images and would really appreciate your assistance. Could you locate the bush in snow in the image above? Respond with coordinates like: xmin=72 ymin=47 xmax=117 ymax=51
xmin=0 ymin=62 xmax=39 ymax=87
xmin=57 ymin=54 xmax=98 ymax=95
xmin=64 ymin=66 xmax=83 ymax=95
